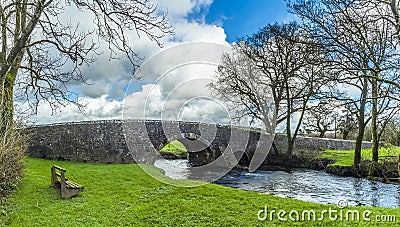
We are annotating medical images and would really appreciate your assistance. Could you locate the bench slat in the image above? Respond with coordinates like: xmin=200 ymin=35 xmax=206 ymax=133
xmin=66 ymin=183 xmax=78 ymax=189
xmin=53 ymin=165 xmax=66 ymax=172
xmin=66 ymin=181 xmax=77 ymax=187
xmin=66 ymin=181 xmax=83 ymax=189
xmin=66 ymin=181 xmax=80 ymax=188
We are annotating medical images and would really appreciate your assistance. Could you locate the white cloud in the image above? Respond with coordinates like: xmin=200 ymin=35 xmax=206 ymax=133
xmin=171 ymin=21 xmax=227 ymax=43
xmin=123 ymin=84 xmax=163 ymax=119
xmin=122 ymin=63 xmax=230 ymax=124
xmin=32 ymin=96 xmax=122 ymax=124
xmin=18 ymin=0 xmax=234 ymax=125
xmin=178 ymin=98 xmax=231 ymax=124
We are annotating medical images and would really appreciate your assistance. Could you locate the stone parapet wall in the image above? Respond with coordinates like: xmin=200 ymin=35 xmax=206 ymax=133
xmin=26 ymin=120 xmax=133 ymax=164
xmin=25 ymin=120 xmax=372 ymax=164
xmin=273 ymin=134 xmax=372 ymax=152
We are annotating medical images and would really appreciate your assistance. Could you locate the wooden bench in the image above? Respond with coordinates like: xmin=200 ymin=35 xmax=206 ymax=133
xmin=51 ymin=165 xmax=84 ymax=198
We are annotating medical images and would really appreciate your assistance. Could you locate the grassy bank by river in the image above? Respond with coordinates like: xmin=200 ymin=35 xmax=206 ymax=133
xmin=320 ymin=146 xmax=400 ymax=167
xmin=1 ymin=158 xmax=399 ymax=226
xmin=317 ymin=146 xmax=400 ymax=180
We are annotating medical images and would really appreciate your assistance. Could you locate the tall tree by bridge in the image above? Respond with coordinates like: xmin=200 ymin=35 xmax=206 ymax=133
xmin=289 ymin=0 xmax=400 ymax=168
xmin=210 ymin=22 xmax=330 ymax=155
xmin=0 ymin=0 xmax=174 ymax=132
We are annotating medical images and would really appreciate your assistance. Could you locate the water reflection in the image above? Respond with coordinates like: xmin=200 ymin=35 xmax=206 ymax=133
xmin=155 ymin=159 xmax=400 ymax=208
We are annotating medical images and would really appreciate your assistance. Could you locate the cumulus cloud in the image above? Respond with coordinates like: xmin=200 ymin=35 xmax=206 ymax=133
xmin=31 ymin=96 xmax=122 ymax=124
xmin=123 ymin=63 xmax=230 ymax=124
xmin=178 ymin=98 xmax=231 ymax=124
xmin=18 ymin=0 xmax=234 ymax=125
xmin=171 ymin=21 xmax=227 ymax=43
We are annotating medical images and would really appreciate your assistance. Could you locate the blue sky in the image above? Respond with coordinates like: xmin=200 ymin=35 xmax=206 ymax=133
xmin=204 ymin=0 xmax=291 ymax=42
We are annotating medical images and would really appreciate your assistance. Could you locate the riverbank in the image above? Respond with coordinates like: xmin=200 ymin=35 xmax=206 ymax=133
xmin=158 ymin=141 xmax=400 ymax=182
xmin=318 ymin=146 xmax=400 ymax=182
xmin=261 ymin=146 xmax=400 ymax=183
xmin=2 ymin=158 xmax=398 ymax=226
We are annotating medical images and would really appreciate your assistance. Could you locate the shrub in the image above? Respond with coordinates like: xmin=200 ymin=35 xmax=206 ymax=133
xmin=0 ymin=124 xmax=27 ymax=198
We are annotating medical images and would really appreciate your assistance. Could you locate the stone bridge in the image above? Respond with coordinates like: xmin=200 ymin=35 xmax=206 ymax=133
xmin=26 ymin=120 xmax=372 ymax=168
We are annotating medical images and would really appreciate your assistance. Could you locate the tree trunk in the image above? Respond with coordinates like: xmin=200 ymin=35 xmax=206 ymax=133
xmin=371 ymin=78 xmax=379 ymax=163
xmin=0 ymin=58 xmax=20 ymax=133
xmin=369 ymin=77 xmax=379 ymax=176
xmin=289 ymin=97 xmax=308 ymax=157
xmin=271 ymin=141 xmax=280 ymax=155
xmin=285 ymin=80 xmax=293 ymax=155
xmin=354 ymin=125 xmax=365 ymax=167
xmin=286 ymin=107 xmax=293 ymax=155
xmin=343 ymin=130 xmax=349 ymax=140
xmin=354 ymin=78 xmax=368 ymax=167
xmin=287 ymin=137 xmax=294 ymax=156
xmin=0 ymin=74 xmax=15 ymax=133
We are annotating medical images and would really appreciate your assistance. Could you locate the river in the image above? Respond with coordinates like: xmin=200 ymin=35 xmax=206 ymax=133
xmin=155 ymin=159 xmax=400 ymax=208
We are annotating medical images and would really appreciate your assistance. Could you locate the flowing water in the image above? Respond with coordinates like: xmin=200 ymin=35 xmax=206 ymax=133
xmin=155 ymin=159 xmax=400 ymax=208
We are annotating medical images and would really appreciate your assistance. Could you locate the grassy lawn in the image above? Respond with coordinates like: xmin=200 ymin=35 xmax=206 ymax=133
xmin=160 ymin=140 xmax=188 ymax=157
xmin=320 ymin=146 xmax=400 ymax=167
xmin=1 ymin=158 xmax=399 ymax=226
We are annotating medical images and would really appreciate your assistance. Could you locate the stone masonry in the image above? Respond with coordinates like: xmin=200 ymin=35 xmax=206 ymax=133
xmin=26 ymin=120 xmax=372 ymax=166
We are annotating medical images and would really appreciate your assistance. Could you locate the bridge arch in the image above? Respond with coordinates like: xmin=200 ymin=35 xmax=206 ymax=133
xmin=159 ymin=133 xmax=217 ymax=166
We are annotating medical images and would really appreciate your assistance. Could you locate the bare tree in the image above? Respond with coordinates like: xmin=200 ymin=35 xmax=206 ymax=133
xmin=373 ymin=86 xmax=400 ymax=145
xmin=210 ymin=43 xmax=278 ymax=133
xmin=289 ymin=0 xmax=371 ymax=166
xmin=379 ymin=117 xmax=400 ymax=146
xmin=210 ymin=22 xmax=329 ymax=155
xmin=245 ymin=23 xmax=330 ymax=155
xmin=0 ymin=0 xmax=174 ymax=131
xmin=337 ymin=103 xmax=358 ymax=140
xmin=303 ymin=99 xmax=339 ymax=138
xmin=289 ymin=0 xmax=400 ymax=167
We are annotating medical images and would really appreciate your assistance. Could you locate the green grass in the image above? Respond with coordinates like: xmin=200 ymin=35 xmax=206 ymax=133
xmin=1 ymin=158 xmax=399 ymax=226
xmin=319 ymin=146 xmax=400 ymax=167
xmin=160 ymin=140 xmax=188 ymax=156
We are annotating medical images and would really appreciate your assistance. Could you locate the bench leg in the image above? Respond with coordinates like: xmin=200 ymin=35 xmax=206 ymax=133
xmin=61 ymin=188 xmax=84 ymax=199
xmin=51 ymin=166 xmax=58 ymax=187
